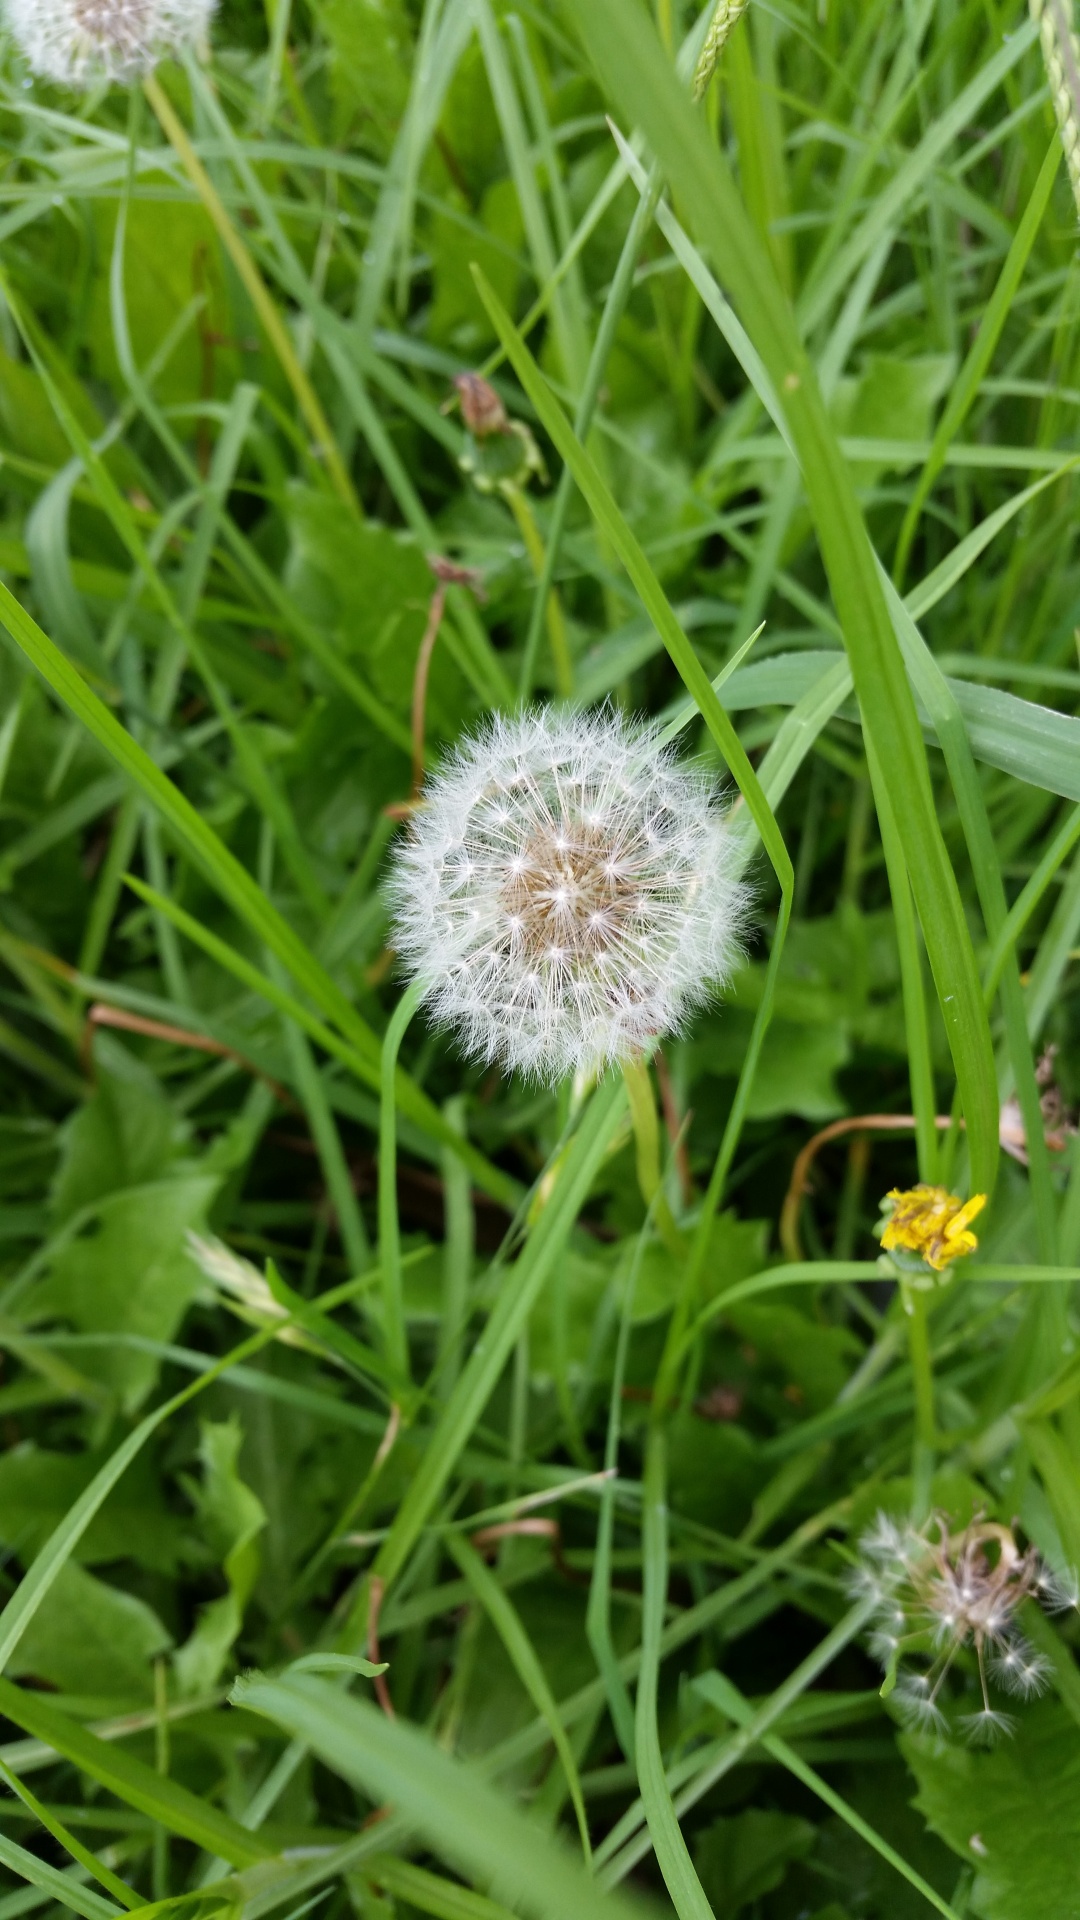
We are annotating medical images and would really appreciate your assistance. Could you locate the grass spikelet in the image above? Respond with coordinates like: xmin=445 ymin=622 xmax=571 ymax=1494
xmin=1032 ymin=0 xmax=1080 ymax=215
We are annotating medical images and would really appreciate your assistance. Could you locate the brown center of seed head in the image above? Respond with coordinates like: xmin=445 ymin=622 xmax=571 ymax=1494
xmin=71 ymin=0 xmax=149 ymax=46
xmin=500 ymin=820 xmax=647 ymax=971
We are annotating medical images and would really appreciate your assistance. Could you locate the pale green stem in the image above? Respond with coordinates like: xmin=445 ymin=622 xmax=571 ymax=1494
xmin=379 ymin=979 xmax=425 ymax=1385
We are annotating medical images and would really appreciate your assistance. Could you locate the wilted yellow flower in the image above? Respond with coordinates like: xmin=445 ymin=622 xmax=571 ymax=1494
xmin=879 ymin=1184 xmax=986 ymax=1272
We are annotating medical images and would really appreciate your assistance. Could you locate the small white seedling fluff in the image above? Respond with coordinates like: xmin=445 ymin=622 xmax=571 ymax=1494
xmin=3 ymin=0 xmax=215 ymax=86
xmin=388 ymin=706 xmax=747 ymax=1084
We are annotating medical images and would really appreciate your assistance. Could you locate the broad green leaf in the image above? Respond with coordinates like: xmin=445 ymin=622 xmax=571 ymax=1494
xmin=903 ymin=1705 xmax=1080 ymax=1920
xmin=693 ymin=1810 xmax=814 ymax=1917
xmin=33 ymin=1176 xmax=218 ymax=1412
xmin=5 ymin=1561 xmax=170 ymax=1700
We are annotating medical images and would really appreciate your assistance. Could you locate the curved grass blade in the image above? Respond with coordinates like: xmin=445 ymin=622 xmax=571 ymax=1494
xmin=231 ymin=1671 xmax=652 ymax=1920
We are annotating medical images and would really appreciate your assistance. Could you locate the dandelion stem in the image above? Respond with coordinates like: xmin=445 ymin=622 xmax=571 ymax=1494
xmin=907 ymin=1291 xmax=937 ymax=1518
xmin=622 ymin=1056 xmax=684 ymax=1258
xmin=143 ymin=71 xmax=361 ymax=516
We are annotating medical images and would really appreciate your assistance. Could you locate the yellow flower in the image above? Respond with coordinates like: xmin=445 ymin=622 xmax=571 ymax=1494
xmin=880 ymin=1184 xmax=986 ymax=1272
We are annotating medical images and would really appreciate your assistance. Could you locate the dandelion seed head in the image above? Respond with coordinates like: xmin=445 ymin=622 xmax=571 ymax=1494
xmin=3 ymin=0 xmax=215 ymax=86
xmin=388 ymin=707 xmax=747 ymax=1083
xmin=854 ymin=1508 xmax=1074 ymax=1742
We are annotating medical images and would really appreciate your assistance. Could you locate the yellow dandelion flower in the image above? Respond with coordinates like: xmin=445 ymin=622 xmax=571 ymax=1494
xmin=880 ymin=1184 xmax=986 ymax=1272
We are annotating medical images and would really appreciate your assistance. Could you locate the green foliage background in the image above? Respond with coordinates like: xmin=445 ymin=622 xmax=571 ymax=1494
xmin=0 ymin=1 xmax=1077 ymax=1917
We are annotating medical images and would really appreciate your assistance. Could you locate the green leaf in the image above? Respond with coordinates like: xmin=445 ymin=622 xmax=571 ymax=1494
xmin=0 ymin=1443 xmax=178 ymax=1574
xmin=902 ymin=1704 xmax=1080 ymax=1920
xmin=0 ymin=580 xmax=517 ymax=1213
xmin=34 ymin=1176 xmax=218 ymax=1412
xmin=5 ymin=1561 xmax=170 ymax=1701
xmin=693 ymin=1810 xmax=815 ymax=1917
xmin=173 ymin=1417 xmax=267 ymax=1697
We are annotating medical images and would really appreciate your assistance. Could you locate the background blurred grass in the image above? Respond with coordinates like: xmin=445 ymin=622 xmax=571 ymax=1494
xmin=0 ymin=1 xmax=1078 ymax=1916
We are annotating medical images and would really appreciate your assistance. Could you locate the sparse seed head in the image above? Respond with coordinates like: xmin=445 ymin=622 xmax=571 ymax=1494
xmin=3 ymin=0 xmax=215 ymax=85
xmin=387 ymin=707 xmax=747 ymax=1084
xmin=853 ymin=1510 xmax=1068 ymax=1743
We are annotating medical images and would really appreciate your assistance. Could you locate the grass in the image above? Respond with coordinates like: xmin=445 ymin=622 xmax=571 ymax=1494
xmin=0 ymin=1 xmax=1078 ymax=1917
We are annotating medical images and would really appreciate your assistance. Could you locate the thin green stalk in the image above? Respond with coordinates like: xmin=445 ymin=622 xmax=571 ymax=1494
xmin=621 ymin=1056 xmax=682 ymax=1257
xmin=870 ymin=746 xmax=939 ymax=1184
xmin=634 ymin=1426 xmax=714 ymax=1920
xmin=906 ymin=1290 xmax=937 ymax=1520
xmin=518 ymin=169 xmax=662 ymax=701
xmin=436 ymin=1096 xmax=474 ymax=1402
xmin=893 ymin=139 xmax=1061 ymax=586
xmin=379 ymin=979 xmax=425 ymax=1385
xmin=586 ymin=1232 xmax=644 ymax=1764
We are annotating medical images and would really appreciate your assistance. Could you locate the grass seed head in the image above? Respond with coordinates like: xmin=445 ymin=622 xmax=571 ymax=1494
xmin=387 ymin=705 xmax=747 ymax=1085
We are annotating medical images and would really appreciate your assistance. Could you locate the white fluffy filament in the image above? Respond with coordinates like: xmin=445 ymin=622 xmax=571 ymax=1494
xmin=388 ymin=706 xmax=747 ymax=1085
xmin=4 ymin=0 xmax=215 ymax=85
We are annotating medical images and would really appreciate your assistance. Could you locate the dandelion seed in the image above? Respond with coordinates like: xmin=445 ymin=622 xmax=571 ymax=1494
xmin=387 ymin=706 xmax=747 ymax=1084
xmin=989 ymin=1643 xmax=1051 ymax=1699
xmin=3 ymin=0 xmax=215 ymax=86
xmin=960 ymin=1707 xmax=1015 ymax=1746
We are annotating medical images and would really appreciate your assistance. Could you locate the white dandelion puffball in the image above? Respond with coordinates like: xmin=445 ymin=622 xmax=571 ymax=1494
xmin=4 ymin=0 xmax=215 ymax=86
xmin=388 ymin=706 xmax=747 ymax=1084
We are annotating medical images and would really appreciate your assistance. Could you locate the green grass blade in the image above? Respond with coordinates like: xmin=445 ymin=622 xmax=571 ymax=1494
xmin=230 ymin=1672 xmax=651 ymax=1920
xmin=571 ymin=0 xmax=1000 ymax=1197
xmin=446 ymin=1535 xmax=592 ymax=1863
xmin=0 ymin=1833 xmax=121 ymax=1920
xmin=633 ymin=1428 xmax=714 ymax=1920
xmin=0 ymin=1679 xmax=274 ymax=1870
xmin=0 ymin=1758 xmax=139 ymax=1911
xmin=693 ymin=1673 xmax=961 ymax=1920
xmin=371 ymin=1076 xmax=627 ymax=1592
xmin=0 ymin=584 xmax=518 ymax=1209
xmin=893 ymin=137 xmax=1062 ymax=584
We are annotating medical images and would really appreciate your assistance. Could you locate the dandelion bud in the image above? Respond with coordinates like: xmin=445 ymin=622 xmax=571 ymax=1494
xmin=387 ymin=706 xmax=747 ymax=1085
xmin=4 ymin=0 xmax=215 ymax=87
